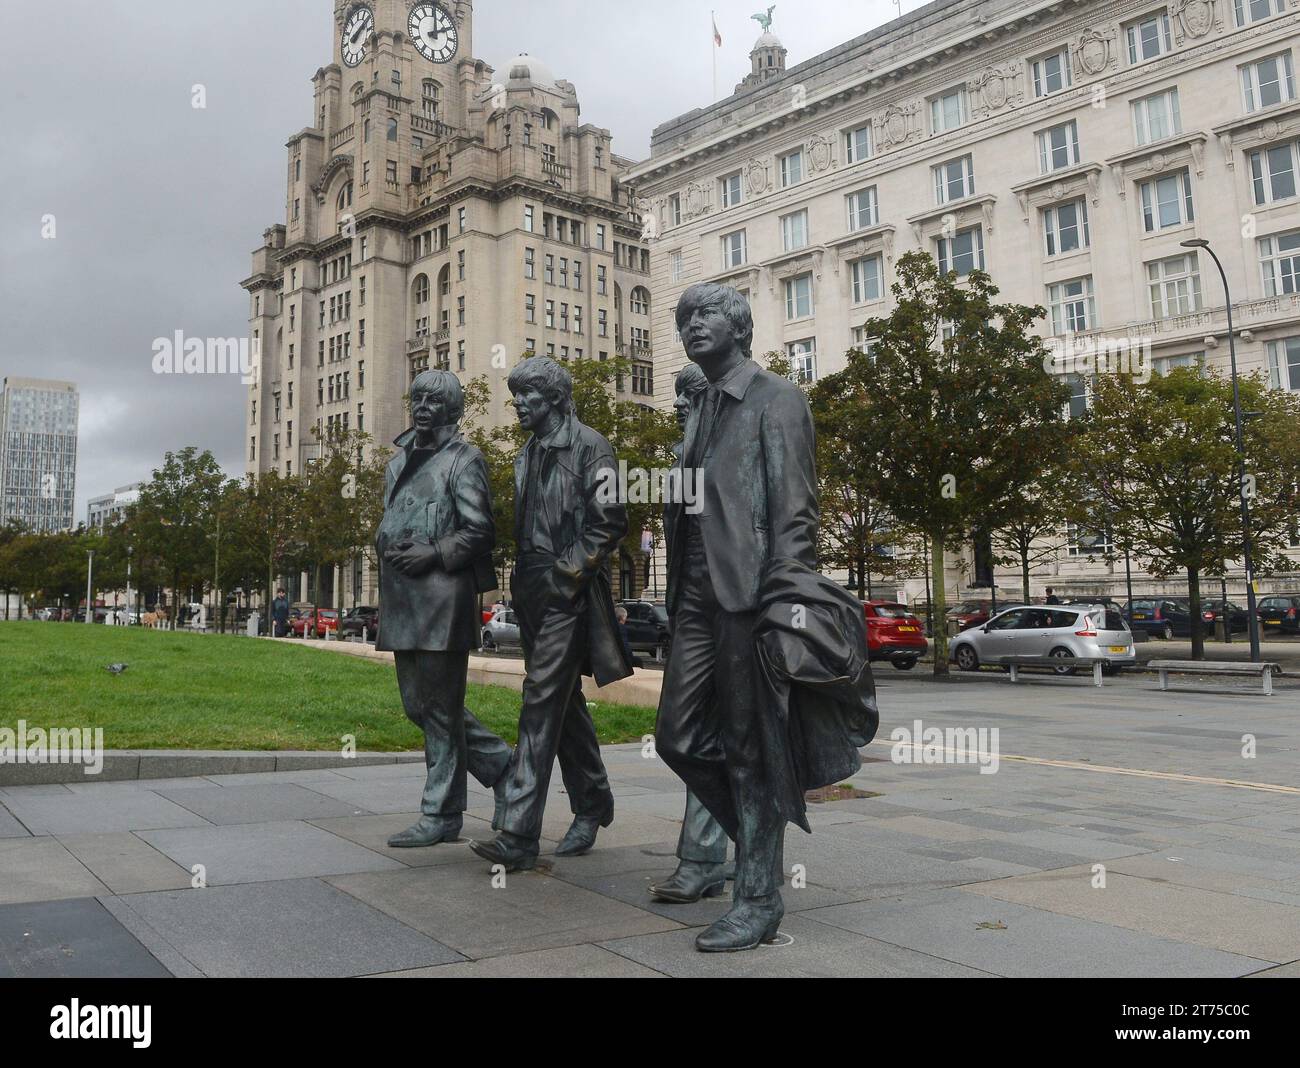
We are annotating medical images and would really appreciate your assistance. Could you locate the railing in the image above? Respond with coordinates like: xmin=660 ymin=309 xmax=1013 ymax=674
xmin=542 ymin=159 xmax=571 ymax=181
xmin=433 ymin=328 xmax=450 ymax=344
xmin=330 ymin=124 xmax=354 ymax=150
xmin=627 ymin=343 xmax=653 ymax=360
xmin=407 ymin=336 xmax=430 ymax=355
xmin=1061 ymin=293 xmax=1300 ymax=344
xmin=411 ymin=115 xmax=457 ymax=138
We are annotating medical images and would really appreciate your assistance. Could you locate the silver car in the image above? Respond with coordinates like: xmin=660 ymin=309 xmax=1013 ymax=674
xmin=949 ymin=604 xmax=1135 ymax=675
xmin=480 ymin=608 xmax=522 ymax=651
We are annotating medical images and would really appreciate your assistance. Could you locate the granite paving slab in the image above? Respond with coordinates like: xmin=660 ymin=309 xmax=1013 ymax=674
xmin=0 ymin=803 xmax=30 ymax=838
xmin=136 ymin=820 xmax=405 ymax=885
xmin=0 ymin=837 xmax=111 ymax=905
xmin=108 ymin=878 xmax=462 ymax=977
xmin=1 ymin=790 xmax=213 ymax=836
xmin=373 ymin=943 xmax=667 ymax=978
xmin=54 ymin=832 xmax=193 ymax=895
xmin=156 ymin=782 xmax=368 ymax=825
xmin=0 ymin=897 xmax=171 ymax=978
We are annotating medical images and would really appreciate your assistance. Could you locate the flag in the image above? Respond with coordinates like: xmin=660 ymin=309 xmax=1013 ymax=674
xmin=712 ymin=14 xmax=722 ymax=47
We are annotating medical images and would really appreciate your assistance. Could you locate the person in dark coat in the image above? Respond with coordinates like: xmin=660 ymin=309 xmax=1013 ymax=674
xmin=655 ymin=282 xmax=859 ymax=952
xmin=375 ymin=370 xmax=513 ymax=848
xmin=649 ymin=362 xmax=731 ymax=905
xmin=470 ymin=356 xmax=633 ymax=872
xmin=271 ymin=589 xmax=290 ymax=638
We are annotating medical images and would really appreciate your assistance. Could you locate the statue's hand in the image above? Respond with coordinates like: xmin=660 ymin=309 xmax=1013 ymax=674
xmin=386 ymin=540 xmax=439 ymax=577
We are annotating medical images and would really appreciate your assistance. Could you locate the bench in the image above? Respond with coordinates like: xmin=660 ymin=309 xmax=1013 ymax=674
xmin=1146 ymin=659 xmax=1284 ymax=697
xmin=998 ymin=655 xmax=1106 ymax=687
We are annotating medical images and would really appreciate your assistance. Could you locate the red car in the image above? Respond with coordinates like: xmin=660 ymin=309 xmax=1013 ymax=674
xmin=863 ymin=601 xmax=928 ymax=670
xmin=289 ymin=607 xmax=340 ymax=638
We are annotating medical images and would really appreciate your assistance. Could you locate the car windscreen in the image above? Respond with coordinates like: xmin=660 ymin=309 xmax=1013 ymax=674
xmin=872 ymin=604 xmax=914 ymax=618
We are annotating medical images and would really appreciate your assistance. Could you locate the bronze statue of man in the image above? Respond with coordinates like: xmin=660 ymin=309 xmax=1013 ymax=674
xmin=648 ymin=362 xmax=730 ymax=904
xmin=471 ymin=356 xmax=633 ymax=872
xmin=375 ymin=370 xmax=513 ymax=848
xmin=656 ymin=282 xmax=877 ymax=952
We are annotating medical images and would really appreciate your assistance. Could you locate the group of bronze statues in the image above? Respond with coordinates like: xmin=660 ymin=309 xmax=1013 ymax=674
xmin=375 ymin=283 xmax=877 ymax=953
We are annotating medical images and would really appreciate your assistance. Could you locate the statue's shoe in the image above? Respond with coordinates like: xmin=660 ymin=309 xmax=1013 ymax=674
xmin=469 ymin=834 xmax=539 ymax=872
xmin=649 ymin=861 xmax=727 ymax=903
xmin=386 ymin=816 xmax=462 ymax=848
xmin=695 ymin=898 xmax=784 ymax=953
xmin=554 ymin=804 xmax=615 ymax=857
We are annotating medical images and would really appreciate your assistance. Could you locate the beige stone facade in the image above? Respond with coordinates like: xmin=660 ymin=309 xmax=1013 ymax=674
xmin=241 ymin=1 xmax=651 ymax=604
xmin=627 ymin=0 xmax=1300 ymax=603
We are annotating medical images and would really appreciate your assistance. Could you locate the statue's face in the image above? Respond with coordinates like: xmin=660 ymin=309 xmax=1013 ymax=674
xmin=681 ymin=303 xmax=735 ymax=366
xmin=511 ymin=384 xmax=558 ymax=433
xmin=673 ymin=391 xmax=692 ymax=431
xmin=410 ymin=386 xmax=454 ymax=432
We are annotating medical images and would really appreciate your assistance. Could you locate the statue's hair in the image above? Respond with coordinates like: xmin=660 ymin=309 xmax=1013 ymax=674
xmin=674 ymin=362 xmax=710 ymax=398
xmin=409 ymin=369 xmax=464 ymax=421
xmin=507 ymin=355 xmax=573 ymax=408
xmin=674 ymin=283 xmax=753 ymax=359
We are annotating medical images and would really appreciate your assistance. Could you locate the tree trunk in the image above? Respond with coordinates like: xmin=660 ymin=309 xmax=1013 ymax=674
xmin=1188 ymin=566 xmax=1204 ymax=661
xmin=1021 ymin=545 xmax=1031 ymax=603
xmin=931 ymin=532 xmax=948 ymax=676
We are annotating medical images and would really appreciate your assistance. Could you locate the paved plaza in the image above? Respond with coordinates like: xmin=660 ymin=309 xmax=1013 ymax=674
xmin=2 ymin=669 xmax=1299 ymax=978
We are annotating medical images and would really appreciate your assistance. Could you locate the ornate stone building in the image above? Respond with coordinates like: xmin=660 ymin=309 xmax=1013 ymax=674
xmin=241 ymin=1 xmax=651 ymax=606
xmin=628 ymin=0 xmax=1300 ymax=602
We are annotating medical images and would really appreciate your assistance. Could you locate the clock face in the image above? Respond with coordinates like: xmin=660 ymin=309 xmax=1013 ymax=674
xmin=341 ymin=4 xmax=374 ymax=67
xmin=408 ymin=3 xmax=458 ymax=63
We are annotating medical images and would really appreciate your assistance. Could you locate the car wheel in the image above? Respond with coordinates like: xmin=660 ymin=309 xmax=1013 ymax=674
xmin=656 ymin=638 xmax=670 ymax=663
xmin=1048 ymin=646 xmax=1076 ymax=676
xmin=481 ymin=630 xmax=495 ymax=651
xmin=893 ymin=657 xmax=917 ymax=671
xmin=954 ymin=644 xmax=979 ymax=672
xmin=1161 ymin=623 xmax=1173 ymax=641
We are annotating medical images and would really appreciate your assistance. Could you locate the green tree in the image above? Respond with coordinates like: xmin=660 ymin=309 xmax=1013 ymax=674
xmin=834 ymin=251 xmax=1070 ymax=674
xmin=1072 ymin=367 xmax=1300 ymax=660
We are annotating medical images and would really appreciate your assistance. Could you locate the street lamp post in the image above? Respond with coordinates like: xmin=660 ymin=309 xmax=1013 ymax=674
xmin=1181 ymin=238 xmax=1261 ymax=662
xmin=125 ymin=546 xmax=133 ymax=626
xmin=84 ymin=550 xmax=94 ymax=625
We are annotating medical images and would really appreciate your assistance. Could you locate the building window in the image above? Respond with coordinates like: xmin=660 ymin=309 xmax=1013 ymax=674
xmin=1267 ymin=335 xmax=1300 ymax=389
xmin=544 ymin=254 xmax=554 ymax=285
xmin=780 ymin=209 xmax=809 ymax=251
xmin=722 ymin=230 xmax=747 ymax=268
xmin=422 ymin=80 xmax=438 ymax=118
xmin=669 ymin=251 xmax=684 ymax=282
xmin=457 ymin=249 xmax=465 ymax=280
xmin=1139 ymin=168 xmax=1195 ymax=232
xmin=558 ymin=258 xmax=568 ymax=287
xmin=1031 ymin=48 xmax=1072 ymax=97
xmin=524 ymin=205 xmax=534 ymax=232
xmin=1147 ymin=254 xmax=1202 ymax=317
xmin=573 ymin=261 xmax=582 ymax=291
xmin=1044 ymin=199 xmax=1091 ymax=256
xmin=1250 ymin=141 xmax=1299 ymax=204
xmin=1067 ymin=518 xmax=1112 ymax=556
xmin=844 ymin=123 xmax=872 ymax=164
xmin=524 ymin=247 xmax=535 ymax=279
xmin=1133 ymin=88 xmax=1181 ymax=146
xmin=293 ymin=199 xmax=300 ymax=220
xmin=630 ymin=287 xmax=650 ymax=314
xmin=1125 ymin=12 xmax=1171 ymax=64
xmin=851 ymin=255 xmax=883 ymax=304
xmin=525 ymin=293 xmax=536 ymax=322
xmin=786 ymin=339 xmax=817 ymax=382
xmin=930 ymin=87 xmax=969 ymax=134
xmin=937 ymin=227 xmax=985 ymax=276
xmin=720 ymin=171 xmax=743 ymax=207
xmin=457 ymin=295 xmax=465 ymax=325
xmin=846 ymin=187 xmax=879 ymax=231
xmin=1260 ymin=230 xmax=1300 ymax=295
xmin=596 ymin=224 xmax=606 ymax=249
xmin=598 ymin=309 xmax=608 ymax=337
xmin=1048 ymin=277 xmax=1096 ymax=333
xmin=784 ymin=273 xmax=813 ymax=320
xmin=669 ymin=193 xmax=682 ymax=226
xmin=574 ymin=306 xmax=583 ymax=334
xmin=934 ymin=155 xmax=975 ymax=204
xmin=779 ymin=148 xmax=804 ymax=187
xmin=1235 ymin=0 xmax=1285 ymax=26
xmin=386 ymin=160 xmax=397 ymax=184
xmin=1153 ymin=352 xmax=1204 ymax=376
xmin=597 ymin=265 xmax=607 ymax=294
xmin=1037 ymin=120 xmax=1080 ymax=174
xmin=1241 ymin=53 xmax=1296 ymax=114
xmin=631 ymin=362 xmax=654 ymax=395
xmin=545 ymin=299 xmax=555 ymax=328
xmin=458 ymin=206 xmax=467 ymax=232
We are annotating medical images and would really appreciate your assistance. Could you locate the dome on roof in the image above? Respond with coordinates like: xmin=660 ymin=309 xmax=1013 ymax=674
xmin=753 ymin=31 xmax=784 ymax=50
xmin=504 ymin=53 xmax=558 ymax=89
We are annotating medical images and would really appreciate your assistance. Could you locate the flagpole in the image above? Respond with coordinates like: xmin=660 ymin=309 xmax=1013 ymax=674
xmin=712 ymin=11 xmax=717 ymax=100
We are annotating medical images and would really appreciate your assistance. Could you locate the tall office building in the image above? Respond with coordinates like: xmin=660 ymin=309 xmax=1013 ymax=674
xmin=241 ymin=1 xmax=653 ymax=604
xmin=627 ymin=0 xmax=1300 ymax=599
xmin=0 ymin=377 xmax=79 ymax=533
xmin=86 ymin=483 xmax=143 ymax=530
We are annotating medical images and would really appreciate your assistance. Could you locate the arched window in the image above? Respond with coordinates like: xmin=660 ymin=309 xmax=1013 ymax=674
xmin=387 ymin=117 xmax=398 ymax=142
xmin=413 ymin=274 xmax=430 ymax=304
xmin=336 ymin=182 xmax=353 ymax=212
xmin=352 ymin=82 xmax=364 ymax=100
xmin=422 ymin=80 xmax=439 ymax=119
xmin=541 ymin=109 xmax=558 ymax=131
xmin=630 ymin=287 xmax=650 ymax=314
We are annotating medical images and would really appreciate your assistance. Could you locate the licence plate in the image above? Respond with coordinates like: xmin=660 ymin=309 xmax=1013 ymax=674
xmin=898 ymin=626 xmax=918 ymax=632
xmin=1108 ymin=645 xmax=1128 ymax=653
xmin=1133 ymin=613 xmax=1148 ymax=619
xmin=1266 ymin=619 xmax=1282 ymax=625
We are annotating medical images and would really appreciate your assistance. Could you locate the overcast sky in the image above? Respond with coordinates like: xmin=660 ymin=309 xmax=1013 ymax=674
xmin=0 ymin=0 xmax=910 ymax=522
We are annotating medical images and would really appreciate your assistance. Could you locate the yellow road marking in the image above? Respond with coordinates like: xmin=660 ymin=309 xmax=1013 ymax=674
xmin=868 ymin=740 xmax=1300 ymax=795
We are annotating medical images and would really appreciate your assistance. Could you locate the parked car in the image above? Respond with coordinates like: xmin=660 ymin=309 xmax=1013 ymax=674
xmin=339 ymin=605 xmax=379 ymax=639
xmin=1257 ymin=594 xmax=1300 ymax=634
xmin=1124 ymin=598 xmax=1193 ymax=640
xmin=290 ymin=606 xmax=337 ymax=638
xmin=481 ymin=608 xmax=522 ymax=651
xmin=1202 ymin=599 xmax=1249 ymax=634
xmin=949 ymin=604 xmax=1135 ymax=675
xmin=288 ymin=606 xmax=315 ymax=637
xmin=617 ymin=599 xmax=671 ymax=661
xmin=863 ymin=601 xmax=928 ymax=670
xmin=312 ymin=609 xmax=340 ymax=637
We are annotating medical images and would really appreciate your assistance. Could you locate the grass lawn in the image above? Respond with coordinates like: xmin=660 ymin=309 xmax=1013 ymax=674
xmin=0 ymin=622 xmax=656 ymax=751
